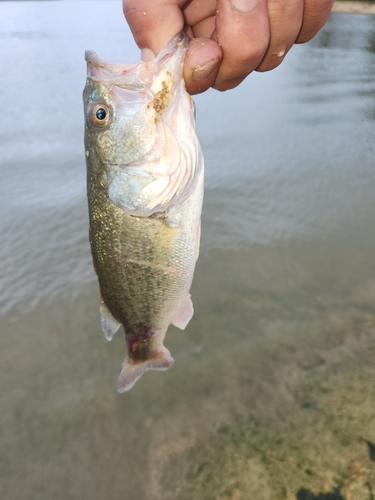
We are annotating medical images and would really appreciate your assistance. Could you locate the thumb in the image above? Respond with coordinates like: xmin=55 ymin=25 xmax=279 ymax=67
xmin=123 ymin=0 xmax=184 ymax=55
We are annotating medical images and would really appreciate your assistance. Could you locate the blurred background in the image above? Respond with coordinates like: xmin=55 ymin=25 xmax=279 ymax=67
xmin=1 ymin=1 xmax=375 ymax=499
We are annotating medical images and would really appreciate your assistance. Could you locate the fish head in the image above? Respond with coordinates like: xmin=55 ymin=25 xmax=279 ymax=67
xmin=83 ymin=33 xmax=202 ymax=217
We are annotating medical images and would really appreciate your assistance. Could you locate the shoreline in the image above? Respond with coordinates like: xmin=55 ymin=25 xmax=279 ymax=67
xmin=333 ymin=1 xmax=375 ymax=13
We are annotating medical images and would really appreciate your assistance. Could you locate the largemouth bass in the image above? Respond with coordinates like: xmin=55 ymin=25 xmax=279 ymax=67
xmin=83 ymin=33 xmax=203 ymax=392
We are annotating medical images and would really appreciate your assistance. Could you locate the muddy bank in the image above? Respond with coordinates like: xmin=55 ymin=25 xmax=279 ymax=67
xmin=333 ymin=1 xmax=375 ymax=14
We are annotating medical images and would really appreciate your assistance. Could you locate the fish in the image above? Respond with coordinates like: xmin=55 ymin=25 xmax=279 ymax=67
xmin=83 ymin=33 xmax=204 ymax=392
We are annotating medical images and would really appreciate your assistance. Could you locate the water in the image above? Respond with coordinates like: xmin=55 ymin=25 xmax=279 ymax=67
xmin=1 ymin=2 xmax=375 ymax=499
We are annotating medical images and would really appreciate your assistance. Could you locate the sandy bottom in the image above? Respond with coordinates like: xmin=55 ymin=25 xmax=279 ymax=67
xmin=2 ymin=243 xmax=375 ymax=500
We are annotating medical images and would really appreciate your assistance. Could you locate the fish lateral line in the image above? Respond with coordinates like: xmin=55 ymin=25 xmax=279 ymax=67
xmin=118 ymin=255 xmax=179 ymax=275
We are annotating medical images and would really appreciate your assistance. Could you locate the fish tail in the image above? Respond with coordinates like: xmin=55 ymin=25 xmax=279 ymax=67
xmin=117 ymin=347 xmax=174 ymax=393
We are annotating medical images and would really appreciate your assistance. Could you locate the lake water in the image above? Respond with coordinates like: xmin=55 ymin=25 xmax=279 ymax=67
xmin=1 ymin=2 xmax=375 ymax=499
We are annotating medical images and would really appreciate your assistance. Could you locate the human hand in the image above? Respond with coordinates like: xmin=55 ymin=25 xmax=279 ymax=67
xmin=124 ymin=0 xmax=334 ymax=94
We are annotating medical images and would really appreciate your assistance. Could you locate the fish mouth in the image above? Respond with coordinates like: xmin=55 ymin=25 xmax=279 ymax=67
xmin=85 ymin=32 xmax=188 ymax=91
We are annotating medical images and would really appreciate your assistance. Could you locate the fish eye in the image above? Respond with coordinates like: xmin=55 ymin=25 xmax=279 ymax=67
xmin=90 ymin=103 xmax=110 ymax=128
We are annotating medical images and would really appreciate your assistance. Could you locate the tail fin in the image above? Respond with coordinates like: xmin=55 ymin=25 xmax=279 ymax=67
xmin=117 ymin=347 xmax=174 ymax=393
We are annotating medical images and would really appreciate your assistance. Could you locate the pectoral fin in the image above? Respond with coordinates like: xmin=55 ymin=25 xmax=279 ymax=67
xmin=196 ymin=221 xmax=201 ymax=260
xmin=171 ymin=293 xmax=194 ymax=330
xmin=100 ymin=301 xmax=121 ymax=341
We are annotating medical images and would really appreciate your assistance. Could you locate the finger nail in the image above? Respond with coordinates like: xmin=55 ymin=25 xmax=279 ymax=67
xmin=141 ymin=48 xmax=155 ymax=62
xmin=229 ymin=0 xmax=260 ymax=13
xmin=192 ymin=58 xmax=220 ymax=82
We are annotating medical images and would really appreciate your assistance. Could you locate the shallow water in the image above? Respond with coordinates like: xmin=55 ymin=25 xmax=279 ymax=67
xmin=1 ymin=3 xmax=375 ymax=500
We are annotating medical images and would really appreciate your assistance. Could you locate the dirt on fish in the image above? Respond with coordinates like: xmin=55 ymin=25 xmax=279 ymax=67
xmin=152 ymin=80 xmax=171 ymax=114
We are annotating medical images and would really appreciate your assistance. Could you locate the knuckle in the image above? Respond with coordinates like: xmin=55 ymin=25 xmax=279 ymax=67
xmin=212 ymin=75 xmax=247 ymax=92
xmin=123 ymin=0 xmax=140 ymax=13
xmin=234 ymin=36 xmax=269 ymax=65
xmin=256 ymin=55 xmax=283 ymax=72
xmin=257 ymin=43 xmax=291 ymax=72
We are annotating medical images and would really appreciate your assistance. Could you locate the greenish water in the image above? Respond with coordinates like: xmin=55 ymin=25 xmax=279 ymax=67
xmin=1 ymin=3 xmax=375 ymax=500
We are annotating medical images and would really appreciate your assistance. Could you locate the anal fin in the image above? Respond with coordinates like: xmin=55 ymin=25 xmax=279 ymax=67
xmin=100 ymin=301 xmax=121 ymax=341
xmin=118 ymin=347 xmax=174 ymax=393
xmin=171 ymin=293 xmax=194 ymax=330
